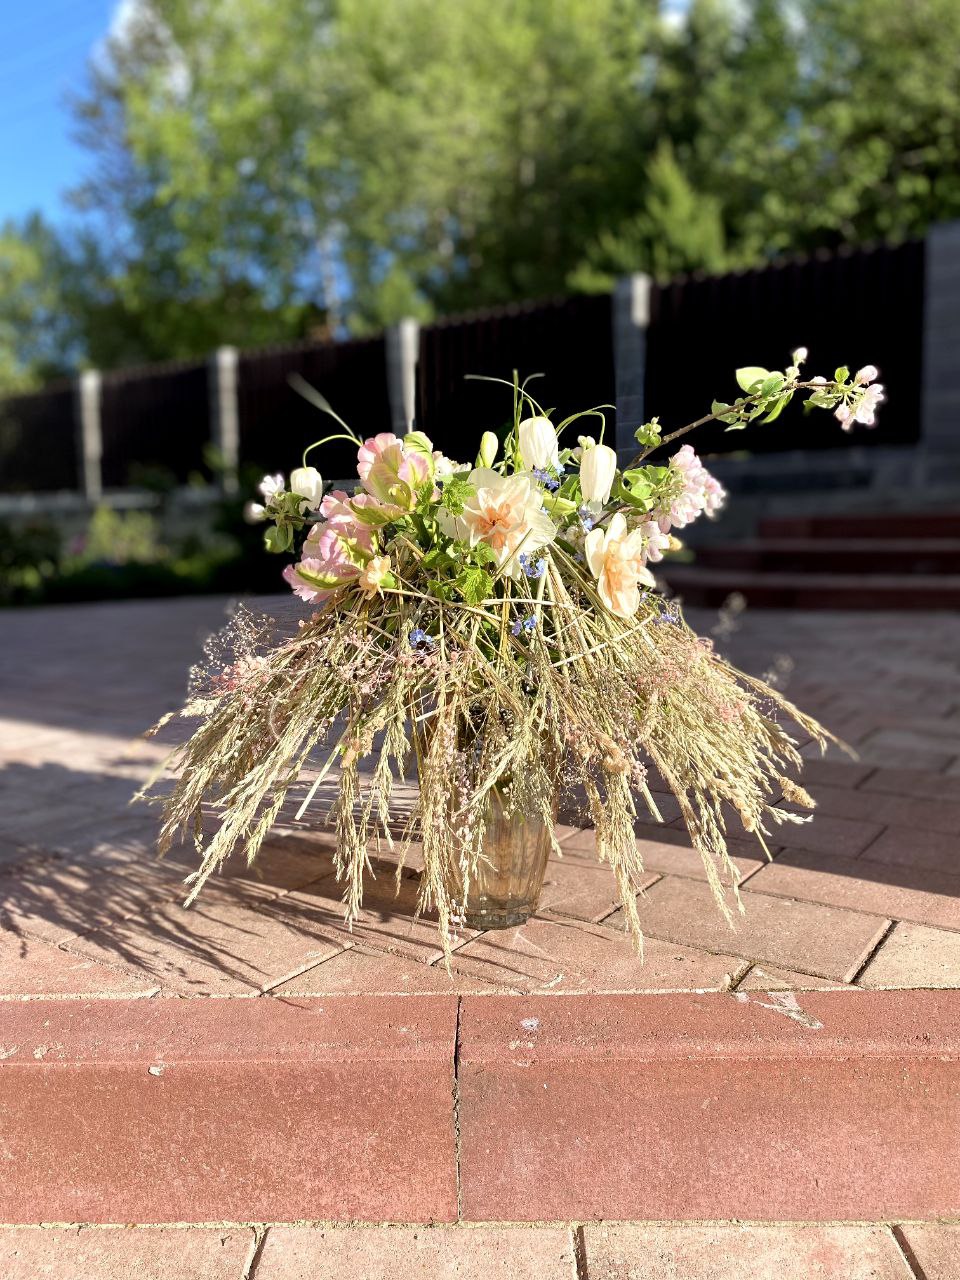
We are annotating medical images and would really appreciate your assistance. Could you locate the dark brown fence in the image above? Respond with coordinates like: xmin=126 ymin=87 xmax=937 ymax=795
xmin=100 ymin=359 xmax=211 ymax=488
xmin=416 ymin=294 xmax=617 ymax=455
xmin=0 ymin=239 xmax=931 ymax=494
xmin=0 ymin=384 xmax=77 ymax=493
xmin=644 ymin=240 xmax=925 ymax=455
xmin=238 ymin=336 xmax=391 ymax=481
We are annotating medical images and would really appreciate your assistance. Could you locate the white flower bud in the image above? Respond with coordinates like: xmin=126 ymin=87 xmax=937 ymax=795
xmin=518 ymin=416 xmax=559 ymax=470
xmin=478 ymin=431 xmax=499 ymax=468
xmin=579 ymin=443 xmax=617 ymax=505
xmin=289 ymin=466 xmax=324 ymax=511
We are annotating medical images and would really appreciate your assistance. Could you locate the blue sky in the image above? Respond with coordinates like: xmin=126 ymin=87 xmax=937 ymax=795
xmin=1 ymin=0 xmax=693 ymax=229
xmin=1 ymin=0 xmax=119 ymax=226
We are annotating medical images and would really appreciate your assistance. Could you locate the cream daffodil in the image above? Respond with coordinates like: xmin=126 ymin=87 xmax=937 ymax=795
xmin=438 ymin=468 xmax=556 ymax=577
xmin=584 ymin=512 xmax=656 ymax=618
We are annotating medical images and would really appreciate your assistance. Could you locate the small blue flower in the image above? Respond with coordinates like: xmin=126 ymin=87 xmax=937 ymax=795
xmin=578 ymin=505 xmax=595 ymax=532
xmin=518 ymin=553 xmax=547 ymax=579
xmin=409 ymin=628 xmax=434 ymax=649
xmin=511 ymin=614 xmax=537 ymax=637
xmin=532 ymin=466 xmax=561 ymax=492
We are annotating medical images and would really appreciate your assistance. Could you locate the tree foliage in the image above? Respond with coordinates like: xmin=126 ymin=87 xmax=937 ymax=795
xmin=3 ymin=0 xmax=960 ymax=391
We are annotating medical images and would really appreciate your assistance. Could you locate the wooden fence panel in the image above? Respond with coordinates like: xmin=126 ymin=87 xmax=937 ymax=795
xmin=238 ymin=337 xmax=390 ymax=481
xmin=644 ymin=241 xmax=924 ymax=455
xmin=416 ymin=294 xmax=616 ymax=456
xmin=0 ymin=385 xmax=77 ymax=493
xmin=100 ymin=360 xmax=211 ymax=487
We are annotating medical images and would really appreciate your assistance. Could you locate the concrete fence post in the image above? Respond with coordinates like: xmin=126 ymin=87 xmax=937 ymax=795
xmin=74 ymin=369 xmax=102 ymax=502
xmin=385 ymin=319 xmax=420 ymax=434
xmin=210 ymin=346 xmax=240 ymax=494
xmin=612 ymin=274 xmax=652 ymax=461
xmin=921 ymin=220 xmax=960 ymax=483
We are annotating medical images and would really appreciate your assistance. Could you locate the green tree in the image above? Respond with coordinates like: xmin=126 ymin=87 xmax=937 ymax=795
xmin=568 ymin=141 xmax=730 ymax=288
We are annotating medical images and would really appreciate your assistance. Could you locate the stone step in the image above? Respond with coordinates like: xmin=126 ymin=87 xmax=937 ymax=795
xmin=661 ymin=566 xmax=960 ymax=610
xmin=695 ymin=538 xmax=960 ymax=575
xmin=759 ymin=512 xmax=960 ymax=540
xmin=2 ymin=990 xmax=958 ymax=1224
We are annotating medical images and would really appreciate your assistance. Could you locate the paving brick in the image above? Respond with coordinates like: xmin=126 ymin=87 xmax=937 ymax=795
xmin=62 ymin=885 xmax=349 ymax=995
xmin=854 ymin=729 xmax=959 ymax=773
xmin=796 ymin=758 xmax=877 ymax=789
xmin=536 ymin=848 xmax=660 ymax=921
xmin=255 ymin=1225 xmax=577 ymax=1279
xmin=862 ymin=768 xmax=960 ymax=801
xmin=770 ymin=811 xmax=886 ymax=858
xmin=0 ymin=1226 xmax=253 ymax=1280
xmin=0 ymin=930 xmax=158 ymax=998
xmin=458 ymin=990 xmax=960 ymax=1221
xmin=735 ymin=964 xmax=844 ymax=991
xmin=860 ymin=922 xmax=960 ymax=989
xmin=561 ymin=825 xmax=768 ymax=887
xmin=609 ymin=875 xmax=889 ymax=981
xmin=748 ymin=849 xmax=960 ymax=931
xmin=859 ymin=826 xmax=960 ymax=876
xmin=0 ymin=853 xmax=186 ymax=945
xmin=270 ymin=946 xmax=506 ymax=995
xmin=800 ymin=783 xmax=960 ymax=837
xmin=450 ymin=914 xmax=746 ymax=993
xmin=0 ymin=995 xmax=458 ymax=1222
xmin=273 ymin=860 xmax=468 ymax=963
xmin=581 ymin=1223 xmax=911 ymax=1279
xmin=896 ymin=1223 xmax=960 ymax=1278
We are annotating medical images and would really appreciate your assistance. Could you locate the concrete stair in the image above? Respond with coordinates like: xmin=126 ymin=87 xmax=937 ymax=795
xmin=665 ymin=511 xmax=960 ymax=609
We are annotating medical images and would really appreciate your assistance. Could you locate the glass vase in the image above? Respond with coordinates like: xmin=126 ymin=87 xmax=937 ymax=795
xmin=455 ymin=788 xmax=553 ymax=930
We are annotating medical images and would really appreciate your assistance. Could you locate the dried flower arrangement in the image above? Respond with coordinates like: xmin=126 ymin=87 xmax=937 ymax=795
xmin=144 ymin=352 xmax=883 ymax=952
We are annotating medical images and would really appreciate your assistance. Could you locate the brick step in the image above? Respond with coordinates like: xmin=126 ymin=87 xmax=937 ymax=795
xmin=758 ymin=512 xmax=960 ymax=540
xmin=695 ymin=538 xmax=960 ymax=575
xmin=661 ymin=566 xmax=960 ymax=610
xmin=2 ymin=991 xmax=958 ymax=1223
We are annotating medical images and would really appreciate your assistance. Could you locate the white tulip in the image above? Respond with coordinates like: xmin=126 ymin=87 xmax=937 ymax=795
xmin=579 ymin=444 xmax=617 ymax=505
xmin=478 ymin=431 xmax=499 ymax=468
xmin=289 ymin=466 xmax=324 ymax=511
xmin=518 ymin=416 xmax=559 ymax=471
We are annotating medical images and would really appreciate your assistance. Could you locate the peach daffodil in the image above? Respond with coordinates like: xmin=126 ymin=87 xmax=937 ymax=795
xmin=439 ymin=468 xmax=555 ymax=577
xmin=584 ymin=512 xmax=656 ymax=619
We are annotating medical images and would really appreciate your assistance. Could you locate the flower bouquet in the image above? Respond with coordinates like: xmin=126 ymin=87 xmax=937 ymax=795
xmin=146 ymin=353 xmax=883 ymax=950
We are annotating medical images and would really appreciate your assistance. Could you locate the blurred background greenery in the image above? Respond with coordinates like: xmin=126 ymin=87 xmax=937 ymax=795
xmin=2 ymin=0 xmax=960 ymax=393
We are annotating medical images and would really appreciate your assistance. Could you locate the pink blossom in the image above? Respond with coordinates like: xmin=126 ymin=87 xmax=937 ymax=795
xmin=855 ymin=365 xmax=879 ymax=385
xmin=835 ymin=382 xmax=885 ymax=431
xmin=358 ymin=437 xmax=433 ymax=508
xmin=357 ymin=433 xmax=401 ymax=484
xmin=318 ymin=489 xmax=357 ymax=524
xmin=283 ymin=559 xmax=330 ymax=603
xmin=638 ymin=519 xmax=671 ymax=564
xmin=656 ymin=445 xmax=727 ymax=532
xmin=304 ymin=517 xmax=372 ymax=556
xmin=284 ymin=523 xmax=371 ymax=603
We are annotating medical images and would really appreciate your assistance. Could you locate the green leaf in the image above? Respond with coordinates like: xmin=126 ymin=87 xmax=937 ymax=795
xmin=761 ymin=392 xmax=792 ymax=423
xmin=456 ymin=566 xmax=493 ymax=605
xmin=265 ymin=523 xmax=295 ymax=553
xmin=422 ymin=547 xmax=456 ymax=571
xmin=760 ymin=373 xmax=785 ymax=397
xmin=736 ymin=366 xmax=769 ymax=393
xmin=471 ymin=541 xmax=497 ymax=566
xmin=834 ymin=366 xmax=849 ymax=383
xmin=440 ymin=475 xmax=475 ymax=516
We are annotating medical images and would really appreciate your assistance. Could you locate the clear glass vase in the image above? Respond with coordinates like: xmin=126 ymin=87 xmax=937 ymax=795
xmin=455 ymin=788 xmax=553 ymax=930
